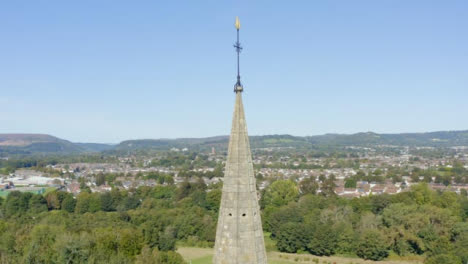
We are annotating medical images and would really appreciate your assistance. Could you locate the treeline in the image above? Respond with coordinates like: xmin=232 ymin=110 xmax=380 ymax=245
xmin=411 ymin=162 xmax=468 ymax=185
xmin=0 ymin=154 xmax=118 ymax=175
xmin=261 ymin=180 xmax=468 ymax=264
xmin=254 ymin=159 xmax=360 ymax=170
xmin=0 ymin=180 xmax=220 ymax=264
xmin=149 ymin=152 xmax=218 ymax=170
xmin=142 ymin=172 xmax=175 ymax=185
xmin=0 ymin=158 xmax=56 ymax=174
xmin=177 ymin=165 xmax=223 ymax=179
xmin=342 ymin=162 xmax=468 ymax=186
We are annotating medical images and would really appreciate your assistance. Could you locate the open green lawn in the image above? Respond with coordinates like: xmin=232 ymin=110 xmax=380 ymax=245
xmin=177 ymin=247 xmax=424 ymax=264
xmin=190 ymin=255 xmax=212 ymax=264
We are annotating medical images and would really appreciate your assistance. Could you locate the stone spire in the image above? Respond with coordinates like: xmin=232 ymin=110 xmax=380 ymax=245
xmin=213 ymin=17 xmax=267 ymax=264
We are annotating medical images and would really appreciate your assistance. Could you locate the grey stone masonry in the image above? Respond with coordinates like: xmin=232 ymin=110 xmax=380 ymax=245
xmin=213 ymin=92 xmax=267 ymax=264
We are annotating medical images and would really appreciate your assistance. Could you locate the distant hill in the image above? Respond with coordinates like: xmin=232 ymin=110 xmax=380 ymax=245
xmin=1 ymin=130 xmax=468 ymax=155
xmin=114 ymin=136 xmax=229 ymax=152
xmin=113 ymin=130 xmax=468 ymax=152
xmin=0 ymin=134 xmax=82 ymax=154
xmin=306 ymin=131 xmax=468 ymax=147
xmin=0 ymin=134 xmax=112 ymax=155
xmin=0 ymin=134 xmax=64 ymax=147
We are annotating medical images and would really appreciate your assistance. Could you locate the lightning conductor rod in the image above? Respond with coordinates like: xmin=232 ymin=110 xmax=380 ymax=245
xmin=234 ymin=16 xmax=243 ymax=93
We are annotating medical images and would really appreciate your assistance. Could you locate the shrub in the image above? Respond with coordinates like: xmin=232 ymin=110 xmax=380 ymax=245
xmin=424 ymin=254 xmax=462 ymax=264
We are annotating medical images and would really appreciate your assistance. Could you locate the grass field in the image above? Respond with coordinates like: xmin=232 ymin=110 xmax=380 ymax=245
xmin=177 ymin=247 xmax=424 ymax=264
xmin=177 ymin=233 xmax=424 ymax=264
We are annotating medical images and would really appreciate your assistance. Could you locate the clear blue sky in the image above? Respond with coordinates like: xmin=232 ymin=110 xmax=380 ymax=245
xmin=1 ymin=1 xmax=467 ymax=143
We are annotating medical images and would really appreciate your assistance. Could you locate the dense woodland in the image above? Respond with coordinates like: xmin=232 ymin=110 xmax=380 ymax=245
xmin=0 ymin=179 xmax=467 ymax=264
xmin=262 ymin=181 xmax=468 ymax=264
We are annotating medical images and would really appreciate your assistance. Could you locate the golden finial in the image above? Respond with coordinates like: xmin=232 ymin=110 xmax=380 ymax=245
xmin=235 ymin=16 xmax=241 ymax=30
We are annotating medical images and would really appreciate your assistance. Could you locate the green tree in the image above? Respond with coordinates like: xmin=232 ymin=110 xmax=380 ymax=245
xmin=299 ymin=176 xmax=319 ymax=195
xmin=61 ymin=194 xmax=76 ymax=213
xmin=4 ymin=191 xmax=31 ymax=216
xmin=344 ymin=178 xmax=357 ymax=188
xmin=265 ymin=203 xmax=303 ymax=236
xmin=320 ymin=177 xmax=336 ymax=197
xmin=120 ymin=195 xmax=140 ymax=211
xmin=155 ymin=250 xmax=186 ymax=264
xmin=23 ymin=225 xmax=58 ymax=263
xmin=189 ymin=190 xmax=207 ymax=208
xmin=335 ymin=223 xmax=357 ymax=254
xmin=135 ymin=246 xmax=156 ymax=264
xmin=45 ymin=191 xmax=61 ymax=210
xmin=100 ymin=192 xmax=114 ymax=212
xmin=307 ymin=223 xmax=338 ymax=256
xmin=453 ymin=234 xmax=468 ymax=263
xmin=136 ymin=247 xmax=185 ymax=264
xmin=460 ymin=189 xmax=468 ymax=197
xmin=356 ymin=230 xmax=389 ymax=261
xmin=425 ymin=254 xmax=462 ymax=264
xmin=54 ymin=233 xmax=92 ymax=264
xmin=370 ymin=194 xmax=391 ymax=214
xmin=410 ymin=183 xmax=435 ymax=205
xmin=158 ymin=226 xmax=177 ymax=251
xmin=94 ymin=228 xmax=119 ymax=260
xmin=275 ymin=222 xmax=308 ymax=253
xmin=205 ymin=189 xmax=221 ymax=212
xmin=75 ymin=192 xmax=91 ymax=214
xmin=29 ymin=194 xmax=48 ymax=214
xmin=261 ymin=180 xmax=299 ymax=208
xmin=176 ymin=180 xmax=193 ymax=201
xmin=95 ymin=173 xmax=106 ymax=186
xmin=119 ymin=228 xmax=143 ymax=257
xmin=88 ymin=193 xmax=101 ymax=212
xmin=430 ymin=236 xmax=454 ymax=257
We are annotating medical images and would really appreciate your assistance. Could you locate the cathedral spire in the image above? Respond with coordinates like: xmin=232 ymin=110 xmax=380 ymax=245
xmin=214 ymin=17 xmax=267 ymax=264
xmin=234 ymin=16 xmax=243 ymax=93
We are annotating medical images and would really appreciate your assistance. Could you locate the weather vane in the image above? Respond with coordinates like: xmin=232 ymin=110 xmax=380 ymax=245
xmin=234 ymin=16 xmax=243 ymax=93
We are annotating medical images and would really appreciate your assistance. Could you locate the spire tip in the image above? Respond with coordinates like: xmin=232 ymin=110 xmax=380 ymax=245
xmin=235 ymin=16 xmax=241 ymax=30
xmin=234 ymin=16 xmax=243 ymax=93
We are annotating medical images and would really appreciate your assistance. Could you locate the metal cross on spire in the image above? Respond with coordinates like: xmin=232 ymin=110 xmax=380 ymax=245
xmin=234 ymin=16 xmax=243 ymax=93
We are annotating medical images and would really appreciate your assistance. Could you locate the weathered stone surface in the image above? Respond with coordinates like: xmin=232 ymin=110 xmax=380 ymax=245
xmin=213 ymin=92 xmax=267 ymax=264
